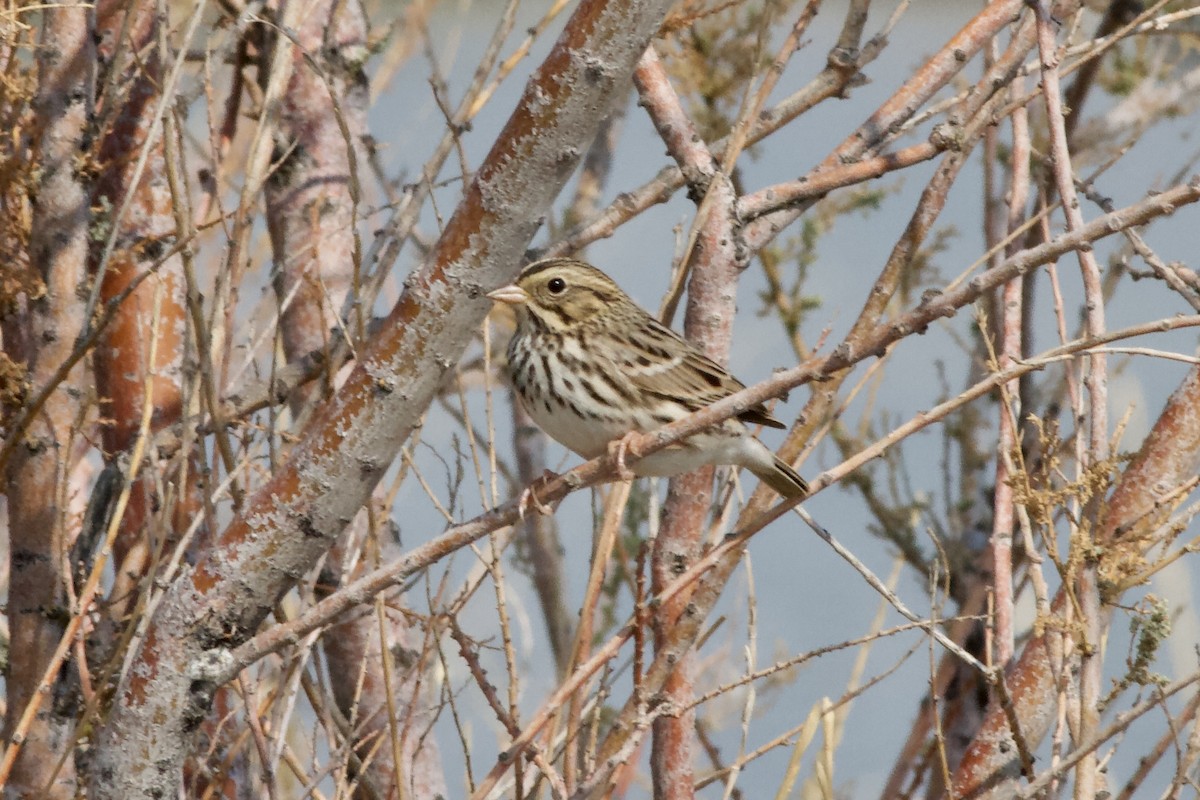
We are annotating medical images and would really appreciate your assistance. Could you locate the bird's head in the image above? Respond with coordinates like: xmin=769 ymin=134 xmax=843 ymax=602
xmin=488 ymin=258 xmax=627 ymax=332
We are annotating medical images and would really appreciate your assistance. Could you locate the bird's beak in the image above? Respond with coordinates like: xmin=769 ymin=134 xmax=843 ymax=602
xmin=487 ymin=285 xmax=529 ymax=306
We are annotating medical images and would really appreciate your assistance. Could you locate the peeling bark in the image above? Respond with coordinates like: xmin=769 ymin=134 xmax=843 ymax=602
xmin=90 ymin=0 xmax=193 ymax=613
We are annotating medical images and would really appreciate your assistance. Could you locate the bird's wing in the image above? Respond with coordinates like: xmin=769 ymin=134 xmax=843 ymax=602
xmin=624 ymin=318 xmax=785 ymax=429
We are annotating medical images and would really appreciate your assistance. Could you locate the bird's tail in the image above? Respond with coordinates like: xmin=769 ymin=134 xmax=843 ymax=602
xmin=750 ymin=456 xmax=808 ymax=499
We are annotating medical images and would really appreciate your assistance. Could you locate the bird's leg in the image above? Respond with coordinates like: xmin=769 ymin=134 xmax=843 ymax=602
xmin=607 ymin=432 xmax=641 ymax=481
xmin=517 ymin=470 xmax=558 ymax=519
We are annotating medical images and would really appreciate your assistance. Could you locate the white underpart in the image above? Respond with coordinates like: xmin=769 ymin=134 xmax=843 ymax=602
xmin=515 ymin=328 xmax=773 ymax=479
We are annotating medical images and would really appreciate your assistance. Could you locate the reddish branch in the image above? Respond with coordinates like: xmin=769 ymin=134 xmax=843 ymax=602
xmin=633 ymin=46 xmax=739 ymax=800
xmin=992 ymin=70 xmax=1032 ymax=672
xmin=89 ymin=0 xmax=195 ymax=623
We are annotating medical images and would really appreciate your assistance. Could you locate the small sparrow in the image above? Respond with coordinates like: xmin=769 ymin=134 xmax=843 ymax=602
xmin=488 ymin=258 xmax=807 ymax=498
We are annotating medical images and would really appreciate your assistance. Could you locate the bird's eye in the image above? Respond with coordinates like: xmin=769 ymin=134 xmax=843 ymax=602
xmin=547 ymin=277 xmax=567 ymax=294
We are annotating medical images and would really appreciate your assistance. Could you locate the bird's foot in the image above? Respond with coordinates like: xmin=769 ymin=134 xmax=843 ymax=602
xmin=517 ymin=470 xmax=558 ymax=519
xmin=607 ymin=432 xmax=641 ymax=481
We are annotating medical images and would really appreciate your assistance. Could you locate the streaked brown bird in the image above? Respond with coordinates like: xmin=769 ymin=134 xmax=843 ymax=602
xmin=488 ymin=257 xmax=807 ymax=499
